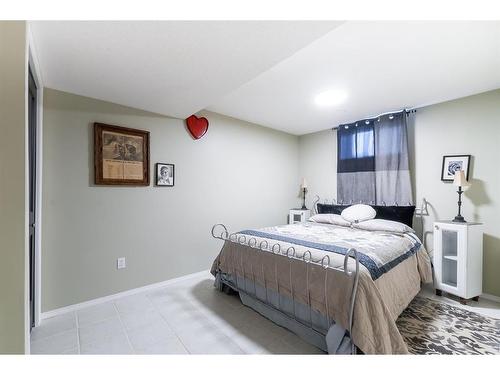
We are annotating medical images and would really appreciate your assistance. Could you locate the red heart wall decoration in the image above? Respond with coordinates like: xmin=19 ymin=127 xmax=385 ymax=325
xmin=186 ymin=115 xmax=209 ymax=140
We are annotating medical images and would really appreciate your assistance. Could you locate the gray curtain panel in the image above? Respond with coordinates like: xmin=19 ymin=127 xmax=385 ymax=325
xmin=337 ymin=111 xmax=413 ymax=205
xmin=374 ymin=112 xmax=413 ymax=205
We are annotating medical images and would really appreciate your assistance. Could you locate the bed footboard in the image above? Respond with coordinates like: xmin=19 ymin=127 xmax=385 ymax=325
xmin=211 ymin=223 xmax=360 ymax=355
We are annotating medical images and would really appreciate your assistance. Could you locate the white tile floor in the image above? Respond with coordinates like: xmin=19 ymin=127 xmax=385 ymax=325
xmin=30 ymin=271 xmax=500 ymax=355
xmin=31 ymin=271 xmax=323 ymax=354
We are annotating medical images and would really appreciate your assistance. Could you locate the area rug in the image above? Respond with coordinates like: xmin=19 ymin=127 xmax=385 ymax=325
xmin=397 ymin=296 xmax=500 ymax=355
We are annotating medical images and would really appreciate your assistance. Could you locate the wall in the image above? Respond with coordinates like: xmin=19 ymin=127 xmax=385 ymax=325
xmin=408 ymin=89 xmax=500 ymax=297
xmin=298 ymin=129 xmax=337 ymax=207
xmin=298 ymin=89 xmax=500 ymax=297
xmin=0 ymin=21 xmax=28 ymax=353
xmin=42 ymin=89 xmax=299 ymax=312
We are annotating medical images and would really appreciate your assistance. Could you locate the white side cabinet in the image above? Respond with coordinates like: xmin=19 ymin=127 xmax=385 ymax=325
xmin=433 ymin=221 xmax=483 ymax=303
xmin=289 ymin=209 xmax=311 ymax=224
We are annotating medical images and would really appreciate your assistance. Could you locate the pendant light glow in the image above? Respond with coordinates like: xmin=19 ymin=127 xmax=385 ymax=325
xmin=314 ymin=89 xmax=348 ymax=107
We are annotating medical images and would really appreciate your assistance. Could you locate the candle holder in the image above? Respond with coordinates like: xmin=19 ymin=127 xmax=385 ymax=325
xmin=453 ymin=186 xmax=466 ymax=223
xmin=301 ymin=187 xmax=307 ymax=209
xmin=451 ymin=170 xmax=470 ymax=223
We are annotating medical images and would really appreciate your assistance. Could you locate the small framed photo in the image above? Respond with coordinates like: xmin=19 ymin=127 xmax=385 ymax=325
xmin=441 ymin=155 xmax=471 ymax=182
xmin=155 ymin=163 xmax=175 ymax=187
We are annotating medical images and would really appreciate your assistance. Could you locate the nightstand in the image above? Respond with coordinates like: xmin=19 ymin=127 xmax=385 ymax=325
xmin=289 ymin=208 xmax=311 ymax=224
xmin=433 ymin=221 xmax=483 ymax=304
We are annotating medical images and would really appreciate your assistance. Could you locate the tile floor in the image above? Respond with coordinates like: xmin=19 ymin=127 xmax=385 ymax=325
xmin=30 ymin=271 xmax=500 ymax=354
xmin=31 ymin=271 xmax=323 ymax=354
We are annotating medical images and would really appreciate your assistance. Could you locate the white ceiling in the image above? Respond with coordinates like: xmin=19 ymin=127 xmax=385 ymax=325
xmin=31 ymin=21 xmax=500 ymax=135
xmin=209 ymin=21 xmax=500 ymax=134
xmin=30 ymin=21 xmax=340 ymax=119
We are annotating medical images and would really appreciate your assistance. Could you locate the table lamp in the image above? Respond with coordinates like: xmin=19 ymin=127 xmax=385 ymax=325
xmin=301 ymin=178 xmax=308 ymax=209
xmin=452 ymin=170 xmax=471 ymax=223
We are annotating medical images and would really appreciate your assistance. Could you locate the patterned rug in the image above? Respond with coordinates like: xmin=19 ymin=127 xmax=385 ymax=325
xmin=397 ymin=296 xmax=500 ymax=355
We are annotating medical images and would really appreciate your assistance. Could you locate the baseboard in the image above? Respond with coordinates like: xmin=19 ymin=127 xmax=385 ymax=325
xmin=481 ymin=293 xmax=500 ymax=303
xmin=39 ymin=270 xmax=500 ymax=321
xmin=40 ymin=270 xmax=210 ymax=320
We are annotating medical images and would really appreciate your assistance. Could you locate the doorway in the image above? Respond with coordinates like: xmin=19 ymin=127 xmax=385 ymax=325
xmin=28 ymin=67 xmax=37 ymax=330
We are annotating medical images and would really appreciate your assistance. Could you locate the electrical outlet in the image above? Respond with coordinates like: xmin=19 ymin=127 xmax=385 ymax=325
xmin=117 ymin=257 xmax=126 ymax=270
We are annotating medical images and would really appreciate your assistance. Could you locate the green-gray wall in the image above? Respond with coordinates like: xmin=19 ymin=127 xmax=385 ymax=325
xmin=299 ymin=89 xmax=500 ymax=297
xmin=0 ymin=21 xmax=28 ymax=353
xmin=42 ymin=89 xmax=300 ymax=312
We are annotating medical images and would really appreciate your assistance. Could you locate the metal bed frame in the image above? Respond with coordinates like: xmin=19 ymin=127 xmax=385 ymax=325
xmin=211 ymin=223 xmax=360 ymax=354
xmin=210 ymin=197 xmax=428 ymax=354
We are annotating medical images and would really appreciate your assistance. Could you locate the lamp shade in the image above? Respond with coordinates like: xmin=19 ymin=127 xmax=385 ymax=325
xmin=301 ymin=178 xmax=308 ymax=189
xmin=453 ymin=170 xmax=470 ymax=187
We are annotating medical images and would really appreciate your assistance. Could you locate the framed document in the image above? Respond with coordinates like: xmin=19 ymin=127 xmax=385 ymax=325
xmin=94 ymin=123 xmax=150 ymax=185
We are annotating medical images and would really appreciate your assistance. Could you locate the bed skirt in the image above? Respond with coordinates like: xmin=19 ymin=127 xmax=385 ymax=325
xmin=214 ymin=272 xmax=354 ymax=354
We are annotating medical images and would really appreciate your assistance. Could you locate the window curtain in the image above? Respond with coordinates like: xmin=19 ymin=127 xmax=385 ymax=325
xmin=337 ymin=111 xmax=413 ymax=205
xmin=337 ymin=119 xmax=376 ymax=204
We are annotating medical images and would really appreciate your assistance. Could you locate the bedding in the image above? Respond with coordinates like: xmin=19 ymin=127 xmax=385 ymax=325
xmin=371 ymin=205 xmax=416 ymax=227
xmin=353 ymin=218 xmax=415 ymax=234
xmin=315 ymin=203 xmax=416 ymax=227
xmin=211 ymin=221 xmax=432 ymax=354
xmin=309 ymin=215 xmax=414 ymax=234
xmin=308 ymin=213 xmax=351 ymax=227
xmin=316 ymin=203 xmax=349 ymax=214
xmin=340 ymin=204 xmax=376 ymax=223
xmin=239 ymin=222 xmax=421 ymax=280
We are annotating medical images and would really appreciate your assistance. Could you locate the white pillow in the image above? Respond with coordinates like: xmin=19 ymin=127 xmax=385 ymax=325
xmin=353 ymin=219 xmax=415 ymax=234
xmin=308 ymin=214 xmax=351 ymax=227
xmin=340 ymin=204 xmax=376 ymax=223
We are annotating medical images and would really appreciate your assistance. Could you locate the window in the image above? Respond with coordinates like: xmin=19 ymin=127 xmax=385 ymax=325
xmin=356 ymin=127 xmax=374 ymax=158
xmin=337 ymin=121 xmax=375 ymax=173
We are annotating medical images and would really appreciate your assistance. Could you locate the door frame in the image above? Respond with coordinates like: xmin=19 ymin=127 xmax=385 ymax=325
xmin=27 ymin=27 xmax=44 ymax=331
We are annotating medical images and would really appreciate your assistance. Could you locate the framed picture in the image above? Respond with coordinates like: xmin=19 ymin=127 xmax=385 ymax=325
xmin=94 ymin=123 xmax=150 ymax=185
xmin=156 ymin=163 xmax=175 ymax=187
xmin=441 ymin=154 xmax=471 ymax=182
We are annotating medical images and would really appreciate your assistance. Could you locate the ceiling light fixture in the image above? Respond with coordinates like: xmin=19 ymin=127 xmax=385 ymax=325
xmin=314 ymin=89 xmax=348 ymax=107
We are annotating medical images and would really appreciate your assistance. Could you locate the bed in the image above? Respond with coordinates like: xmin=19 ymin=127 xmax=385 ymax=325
xmin=210 ymin=200 xmax=432 ymax=354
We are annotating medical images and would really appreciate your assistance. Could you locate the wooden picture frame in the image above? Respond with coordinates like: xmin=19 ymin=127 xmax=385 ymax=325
xmin=94 ymin=122 xmax=150 ymax=185
xmin=441 ymin=154 xmax=471 ymax=182
xmin=155 ymin=163 xmax=175 ymax=187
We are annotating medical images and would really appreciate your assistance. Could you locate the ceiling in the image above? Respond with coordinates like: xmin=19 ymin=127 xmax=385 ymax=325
xmin=30 ymin=21 xmax=340 ymax=119
xmin=31 ymin=21 xmax=500 ymax=135
xmin=209 ymin=21 xmax=500 ymax=134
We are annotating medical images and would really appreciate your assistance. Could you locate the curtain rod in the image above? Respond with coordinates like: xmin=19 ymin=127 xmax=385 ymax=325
xmin=331 ymin=108 xmax=417 ymax=131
